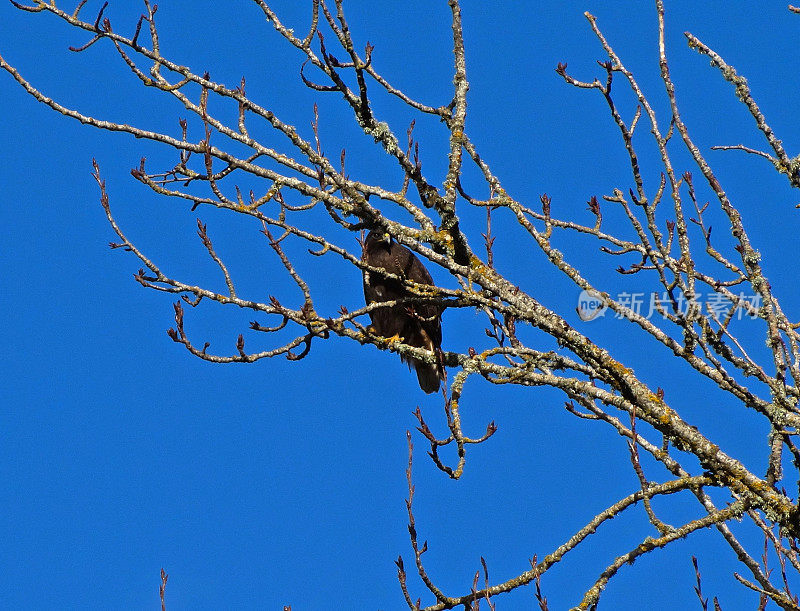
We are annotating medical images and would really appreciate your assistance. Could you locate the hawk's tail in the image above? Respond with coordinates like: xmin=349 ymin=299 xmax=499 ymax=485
xmin=412 ymin=355 xmax=445 ymax=395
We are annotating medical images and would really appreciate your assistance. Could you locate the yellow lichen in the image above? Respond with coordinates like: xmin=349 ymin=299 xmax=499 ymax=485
xmin=608 ymin=360 xmax=632 ymax=376
xmin=435 ymin=230 xmax=454 ymax=244
xmin=469 ymin=255 xmax=488 ymax=274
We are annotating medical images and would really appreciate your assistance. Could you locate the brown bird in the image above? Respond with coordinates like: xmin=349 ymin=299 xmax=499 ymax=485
xmin=361 ymin=230 xmax=445 ymax=394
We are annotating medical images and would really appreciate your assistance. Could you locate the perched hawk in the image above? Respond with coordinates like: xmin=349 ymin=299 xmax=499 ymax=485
xmin=362 ymin=230 xmax=445 ymax=394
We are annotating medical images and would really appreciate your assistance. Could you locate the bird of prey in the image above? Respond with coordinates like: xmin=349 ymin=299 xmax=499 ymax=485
xmin=361 ymin=230 xmax=445 ymax=394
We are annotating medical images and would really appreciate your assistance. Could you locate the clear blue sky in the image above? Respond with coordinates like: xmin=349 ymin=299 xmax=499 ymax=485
xmin=2 ymin=1 xmax=800 ymax=609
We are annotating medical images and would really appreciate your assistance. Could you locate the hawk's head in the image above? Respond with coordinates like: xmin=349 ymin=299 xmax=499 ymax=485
xmin=364 ymin=229 xmax=392 ymax=250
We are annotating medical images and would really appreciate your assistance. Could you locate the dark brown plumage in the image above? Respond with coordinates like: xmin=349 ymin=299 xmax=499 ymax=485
xmin=362 ymin=230 xmax=444 ymax=394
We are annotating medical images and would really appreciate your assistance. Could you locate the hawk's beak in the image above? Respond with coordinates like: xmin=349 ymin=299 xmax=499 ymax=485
xmin=379 ymin=232 xmax=391 ymax=244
